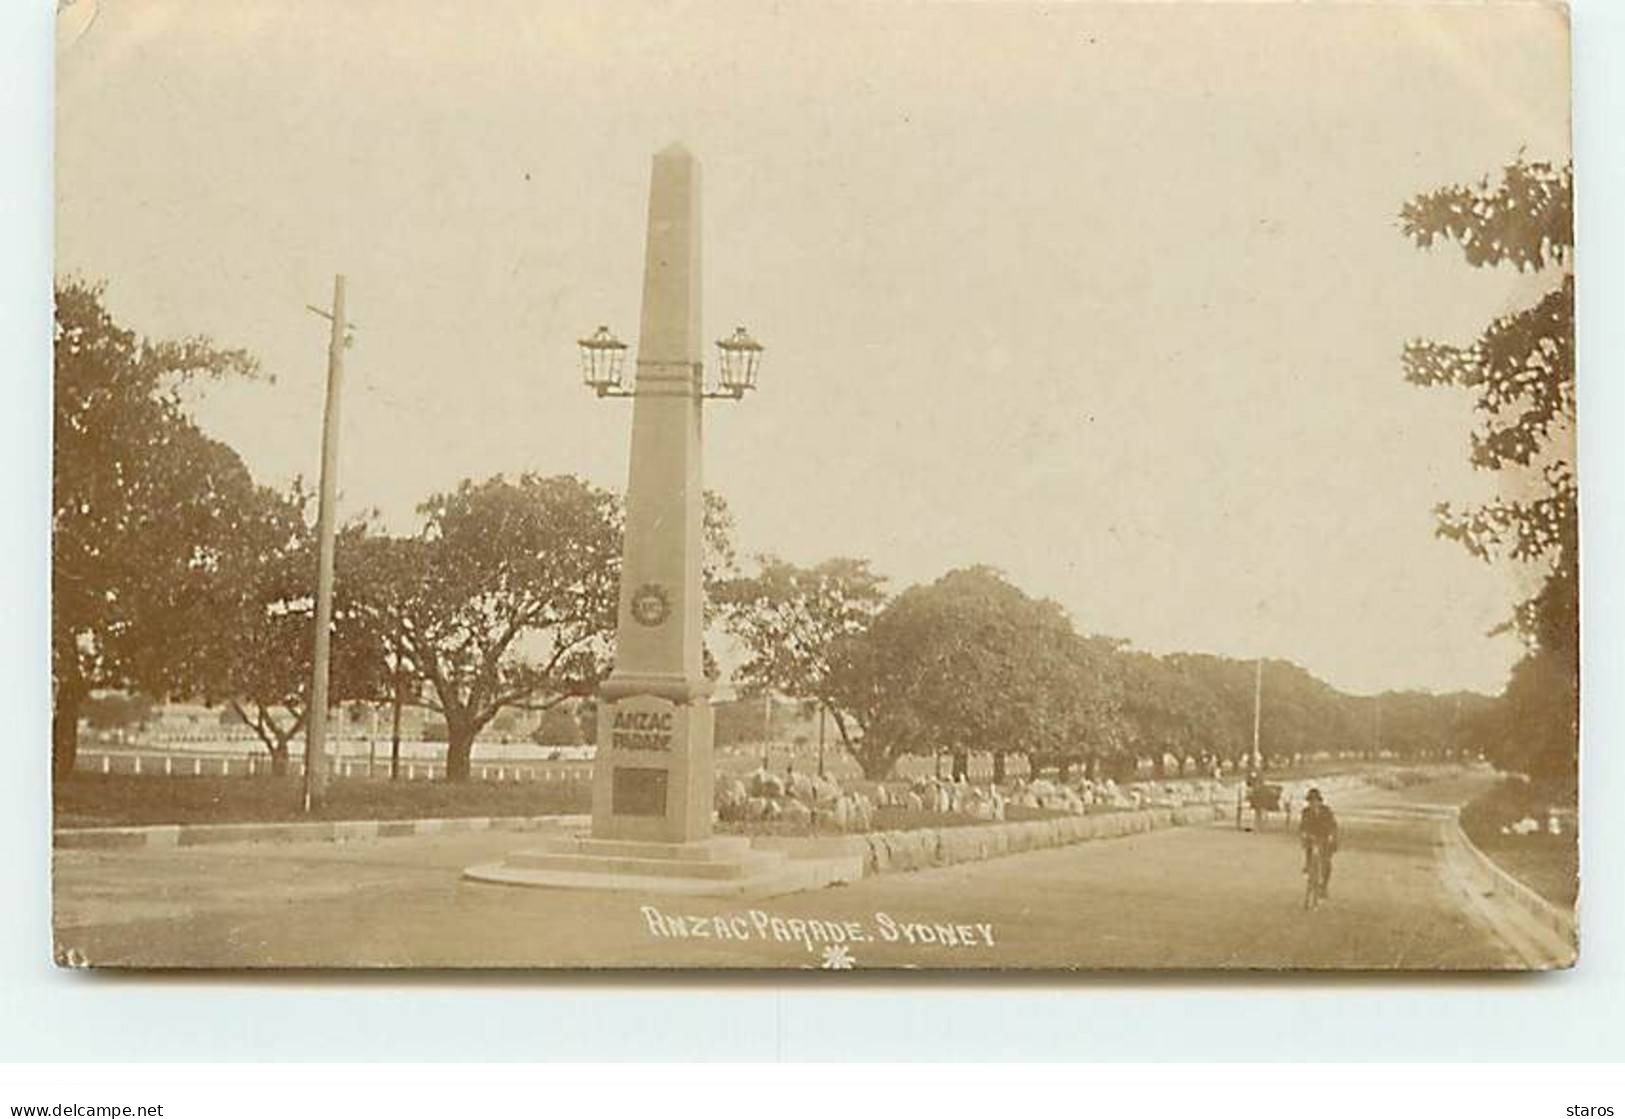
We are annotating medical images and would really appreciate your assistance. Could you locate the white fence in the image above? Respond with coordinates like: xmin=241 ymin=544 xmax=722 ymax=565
xmin=75 ymin=748 xmax=594 ymax=785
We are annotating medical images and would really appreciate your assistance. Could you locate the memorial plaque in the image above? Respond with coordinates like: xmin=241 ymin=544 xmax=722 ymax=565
xmin=611 ymin=767 xmax=668 ymax=818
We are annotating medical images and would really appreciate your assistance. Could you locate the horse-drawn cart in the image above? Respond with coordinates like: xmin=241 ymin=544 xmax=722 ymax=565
xmin=1237 ymin=780 xmax=1284 ymax=829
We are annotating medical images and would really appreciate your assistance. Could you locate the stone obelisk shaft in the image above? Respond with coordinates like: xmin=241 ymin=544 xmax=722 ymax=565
xmin=592 ymin=144 xmax=715 ymax=843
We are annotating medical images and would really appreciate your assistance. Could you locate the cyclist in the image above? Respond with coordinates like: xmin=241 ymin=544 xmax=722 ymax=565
xmin=1299 ymin=786 xmax=1339 ymax=897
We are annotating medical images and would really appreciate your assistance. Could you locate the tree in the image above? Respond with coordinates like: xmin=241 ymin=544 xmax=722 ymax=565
xmin=1023 ymin=632 xmax=1127 ymax=783
xmin=1368 ymin=690 xmax=1492 ymax=762
xmin=194 ymin=488 xmax=384 ymax=776
xmin=340 ymin=532 xmax=433 ymax=778
xmin=712 ymin=696 xmax=770 ymax=748
xmin=824 ymin=566 xmax=1120 ymax=781
xmin=372 ymin=474 xmax=622 ymax=781
xmin=1478 ymin=654 xmax=1575 ymax=777
xmin=1136 ymin=653 xmax=1402 ymax=771
xmin=82 ymin=692 xmax=154 ymax=732
xmin=1401 ymin=158 xmax=1576 ymax=780
xmin=203 ymin=484 xmax=312 ymax=774
xmin=574 ymin=697 xmax=600 ymax=745
xmin=52 ymin=279 xmax=262 ymax=779
xmin=533 ymin=705 xmax=583 ymax=746
xmin=341 ymin=482 xmax=736 ymax=778
xmin=715 ymin=556 xmax=888 ymax=766
xmin=701 ymin=491 xmax=740 ymax=617
xmin=1119 ymin=651 xmax=1236 ymax=772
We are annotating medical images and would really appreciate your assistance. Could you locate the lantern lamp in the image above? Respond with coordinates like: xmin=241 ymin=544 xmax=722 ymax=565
xmin=712 ymin=326 xmax=763 ymax=398
xmin=578 ymin=325 xmax=630 ymax=396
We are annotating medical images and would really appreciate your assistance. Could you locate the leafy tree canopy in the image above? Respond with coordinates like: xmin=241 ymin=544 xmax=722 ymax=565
xmin=357 ymin=473 xmax=622 ymax=781
xmin=1400 ymin=157 xmax=1576 ymax=780
xmin=52 ymin=278 xmax=264 ymax=778
xmin=825 ymin=566 xmax=1124 ymax=780
xmin=715 ymin=555 xmax=888 ymax=740
xmin=191 ymin=486 xmax=385 ymax=772
xmin=1400 ymin=158 xmax=1575 ymax=616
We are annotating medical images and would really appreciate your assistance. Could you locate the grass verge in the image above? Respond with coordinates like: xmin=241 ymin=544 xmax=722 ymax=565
xmin=1459 ymin=777 xmax=1578 ymax=909
xmin=54 ymin=773 xmax=591 ymax=828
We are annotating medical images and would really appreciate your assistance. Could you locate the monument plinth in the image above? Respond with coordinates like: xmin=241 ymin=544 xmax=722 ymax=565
xmin=465 ymin=145 xmax=859 ymax=897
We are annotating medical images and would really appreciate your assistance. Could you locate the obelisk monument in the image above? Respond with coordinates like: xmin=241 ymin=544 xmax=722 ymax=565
xmin=591 ymin=143 xmax=715 ymax=844
xmin=464 ymin=147 xmax=860 ymax=894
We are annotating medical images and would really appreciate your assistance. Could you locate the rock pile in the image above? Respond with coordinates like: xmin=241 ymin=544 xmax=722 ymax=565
xmin=716 ymin=766 xmax=1237 ymax=834
xmin=874 ymin=773 xmax=1232 ymax=817
xmin=714 ymin=768 xmax=875 ymax=832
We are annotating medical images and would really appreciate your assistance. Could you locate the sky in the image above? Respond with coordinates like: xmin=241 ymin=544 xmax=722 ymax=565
xmin=55 ymin=0 xmax=1571 ymax=696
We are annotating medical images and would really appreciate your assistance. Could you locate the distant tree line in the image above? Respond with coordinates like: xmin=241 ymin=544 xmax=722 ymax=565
xmin=714 ymin=560 xmax=1488 ymax=782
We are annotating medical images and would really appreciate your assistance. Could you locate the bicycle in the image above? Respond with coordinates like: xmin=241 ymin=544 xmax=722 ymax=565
xmin=1303 ymin=837 xmax=1332 ymax=910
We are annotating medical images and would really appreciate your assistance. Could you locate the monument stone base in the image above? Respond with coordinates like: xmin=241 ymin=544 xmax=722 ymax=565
xmin=590 ymin=692 xmax=714 ymax=845
xmin=462 ymin=834 xmax=862 ymax=898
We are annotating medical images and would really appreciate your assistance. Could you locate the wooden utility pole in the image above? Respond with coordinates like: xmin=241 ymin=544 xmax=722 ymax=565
xmin=1250 ymin=656 xmax=1264 ymax=772
xmin=759 ymin=692 xmax=771 ymax=773
xmin=1452 ymin=692 xmax=1462 ymax=760
xmin=391 ymin=655 xmax=405 ymax=781
xmin=303 ymin=274 xmax=349 ymax=813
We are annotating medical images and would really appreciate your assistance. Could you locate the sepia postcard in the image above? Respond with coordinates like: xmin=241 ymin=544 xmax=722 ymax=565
xmin=51 ymin=0 xmax=1577 ymax=971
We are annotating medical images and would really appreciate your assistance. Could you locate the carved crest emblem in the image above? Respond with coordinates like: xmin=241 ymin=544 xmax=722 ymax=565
xmin=629 ymin=582 xmax=671 ymax=627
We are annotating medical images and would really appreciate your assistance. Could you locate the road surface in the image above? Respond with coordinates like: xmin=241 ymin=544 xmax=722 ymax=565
xmin=52 ymin=773 xmax=1517 ymax=970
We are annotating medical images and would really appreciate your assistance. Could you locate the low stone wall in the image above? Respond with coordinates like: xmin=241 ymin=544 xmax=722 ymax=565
xmin=760 ymin=803 xmax=1225 ymax=877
